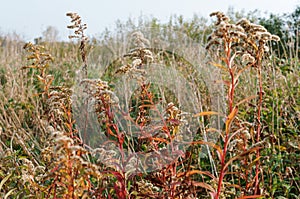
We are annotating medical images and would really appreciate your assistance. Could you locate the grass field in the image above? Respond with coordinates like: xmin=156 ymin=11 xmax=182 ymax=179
xmin=0 ymin=9 xmax=299 ymax=199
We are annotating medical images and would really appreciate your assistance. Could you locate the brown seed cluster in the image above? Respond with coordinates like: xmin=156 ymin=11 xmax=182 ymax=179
xmin=116 ymin=31 xmax=154 ymax=81
xmin=80 ymin=78 xmax=119 ymax=124
xmin=66 ymin=12 xmax=89 ymax=77
xmin=206 ymin=11 xmax=280 ymax=64
xmin=66 ymin=12 xmax=88 ymax=40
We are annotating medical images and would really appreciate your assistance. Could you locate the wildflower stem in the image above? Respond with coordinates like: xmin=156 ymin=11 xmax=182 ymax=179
xmin=216 ymin=41 xmax=234 ymax=199
xmin=254 ymin=45 xmax=264 ymax=194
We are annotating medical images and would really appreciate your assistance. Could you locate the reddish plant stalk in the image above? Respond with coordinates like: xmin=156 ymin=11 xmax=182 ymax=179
xmin=215 ymin=41 xmax=234 ymax=199
xmin=254 ymin=49 xmax=263 ymax=194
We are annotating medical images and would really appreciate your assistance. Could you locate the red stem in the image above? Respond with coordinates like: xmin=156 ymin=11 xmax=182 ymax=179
xmin=254 ymin=58 xmax=263 ymax=194
xmin=215 ymin=41 xmax=234 ymax=199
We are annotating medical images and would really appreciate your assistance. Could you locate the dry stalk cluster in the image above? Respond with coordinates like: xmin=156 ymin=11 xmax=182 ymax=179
xmin=1 ymin=10 xmax=298 ymax=199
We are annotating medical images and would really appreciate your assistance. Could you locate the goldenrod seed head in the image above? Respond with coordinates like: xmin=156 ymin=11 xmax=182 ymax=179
xmin=252 ymin=24 xmax=267 ymax=32
xmin=271 ymin=35 xmax=280 ymax=41
xmin=242 ymin=129 xmax=251 ymax=140
xmin=209 ymin=12 xmax=220 ymax=17
xmin=260 ymin=32 xmax=272 ymax=38
xmin=264 ymin=45 xmax=269 ymax=52
xmin=242 ymin=53 xmax=255 ymax=64
xmin=132 ymin=58 xmax=142 ymax=68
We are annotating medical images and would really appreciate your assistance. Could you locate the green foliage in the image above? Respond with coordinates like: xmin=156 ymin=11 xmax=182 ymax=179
xmin=259 ymin=6 xmax=300 ymax=59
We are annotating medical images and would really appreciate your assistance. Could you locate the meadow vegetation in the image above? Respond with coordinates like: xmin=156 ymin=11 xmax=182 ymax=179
xmin=0 ymin=8 xmax=299 ymax=199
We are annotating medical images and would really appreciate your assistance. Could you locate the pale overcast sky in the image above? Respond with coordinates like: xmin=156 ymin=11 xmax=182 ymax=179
xmin=0 ymin=0 xmax=299 ymax=41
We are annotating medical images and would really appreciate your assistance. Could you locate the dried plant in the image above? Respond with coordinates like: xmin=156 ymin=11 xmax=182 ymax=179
xmin=66 ymin=12 xmax=89 ymax=78
xmin=204 ymin=11 xmax=280 ymax=198
xmin=0 ymin=9 xmax=298 ymax=199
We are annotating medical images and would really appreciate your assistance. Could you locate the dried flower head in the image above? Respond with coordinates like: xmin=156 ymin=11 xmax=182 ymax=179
xmin=210 ymin=11 xmax=230 ymax=26
xmin=115 ymin=32 xmax=154 ymax=83
xmin=131 ymin=31 xmax=150 ymax=49
xmin=66 ymin=12 xmax=89 ymax=77
xmin=241 ymin=53 xmax=255 ymax=65
xmin=207 ymin=11 xmax=280 ymax=63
